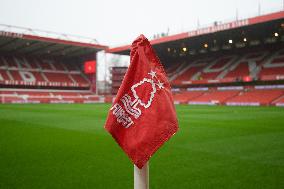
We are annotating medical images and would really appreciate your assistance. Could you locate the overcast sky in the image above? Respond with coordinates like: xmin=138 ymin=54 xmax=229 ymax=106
xmin=0 ymin=0 xmax=282 ymax=47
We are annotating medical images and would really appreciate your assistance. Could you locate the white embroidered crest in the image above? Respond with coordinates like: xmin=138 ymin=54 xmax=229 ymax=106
xmin=131 ymin=78 xmax=156 ymax=109
xmin=111 ymin=70 xmax=164 ymax=128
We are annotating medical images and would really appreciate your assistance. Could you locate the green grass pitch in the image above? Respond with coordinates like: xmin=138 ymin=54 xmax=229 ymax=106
xmin=0 ymin=104 xmax=284 ymax=189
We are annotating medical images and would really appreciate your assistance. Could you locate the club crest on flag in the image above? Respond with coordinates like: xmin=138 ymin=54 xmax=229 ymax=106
xmin=105 ymin=34 xmax=178 ymax=169
xmin=111 ymin=69 xmax=164 ymax=128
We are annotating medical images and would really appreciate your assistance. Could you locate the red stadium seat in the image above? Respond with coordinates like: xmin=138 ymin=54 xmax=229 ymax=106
xmin=173 ymin=91 xmax=205 ymax=104
xmin=188 ymin=90 xmax=240 ymax=105
xmin=226 ymin=89 xmax=284 ymax=106
xmin=0 ymin=55 xmax=92 ymax=88
xmin=0 ymin=89 xmax=101 ymax=104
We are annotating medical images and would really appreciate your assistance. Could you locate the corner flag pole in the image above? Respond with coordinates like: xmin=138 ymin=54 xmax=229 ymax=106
xmin=134 ymin=162 xmax=149 ymax=189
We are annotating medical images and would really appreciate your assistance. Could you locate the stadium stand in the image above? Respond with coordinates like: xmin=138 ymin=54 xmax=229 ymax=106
xmin=1 ymin=11 xmax=284 ymax=106
xmin=259 ymin=49 xmax=284 ymax=80
xmin=169 ymin=47 xmax=284 ymax=86
xmin=0 ymin=56 xmax=90 ymax=87
xmin=188 ymin=90 xmax=240 ymax=105
xmin=273 ymin=95 xmax=284 ymax=106
xmin=173 ymin=90 xmax=205 ymax=104
xmin=171 ymin=58 xmax=215 ymax=85
xmin=107 ymin=9 xmax=284 ymax=107
xmin=157 ymin=11 xmax=284 ymax=108
xmin=172 ymin=86 xmax=284 ymax=106
xmin=0 ymin=26 xmax=108 ymax=104
xmin=226 ymin=88 xmax=284 ymax=106
xmin=0 ymin=89 xmax=104 ymax=104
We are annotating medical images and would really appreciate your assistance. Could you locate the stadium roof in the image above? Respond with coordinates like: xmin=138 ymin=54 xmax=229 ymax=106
xmin=107 ymin=11 xmax=284 ymax=56
xmin=0 ymin=24 xmax=108 ymax=59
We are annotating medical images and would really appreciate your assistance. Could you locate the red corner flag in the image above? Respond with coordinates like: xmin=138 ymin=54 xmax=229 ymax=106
xmin=104 ymin=35 xmax=178 ymax=169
